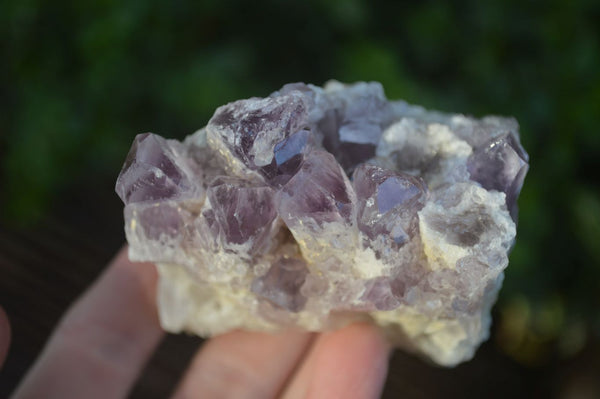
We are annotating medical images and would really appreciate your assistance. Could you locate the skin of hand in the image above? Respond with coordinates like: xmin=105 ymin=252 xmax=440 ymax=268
xmin=0 ymin=247 xmax=390 ymax=399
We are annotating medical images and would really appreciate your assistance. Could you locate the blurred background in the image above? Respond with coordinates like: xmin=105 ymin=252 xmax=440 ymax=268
xmin=1 ymin=0 xmax=599 ymax=397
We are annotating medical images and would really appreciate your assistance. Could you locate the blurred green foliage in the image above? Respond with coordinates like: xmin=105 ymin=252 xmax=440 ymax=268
xmin=1 ymin=0 xmax=599 ymax=363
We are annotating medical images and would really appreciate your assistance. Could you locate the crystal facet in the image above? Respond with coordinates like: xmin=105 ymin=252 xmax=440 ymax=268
xmin=116 ymin=81 xmax=529 ymax=366
xmin=251 ymin=257 xmax=309 ymax=312
xmin=205 ymin=177 xmax=278 ymax=254
xmin=116 ymin=133 xmax=194 ymax=204
xmin=467 ymin=132 xmax=529 ymax=220
xmin=353 ymin=163 xmax=427 ymax=248
xmin=207 ymin=93 xmax=309 ymax=169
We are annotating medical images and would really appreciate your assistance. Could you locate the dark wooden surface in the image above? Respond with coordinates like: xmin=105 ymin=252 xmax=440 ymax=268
xmin=1 ymin=215 xmax=597 ymax=398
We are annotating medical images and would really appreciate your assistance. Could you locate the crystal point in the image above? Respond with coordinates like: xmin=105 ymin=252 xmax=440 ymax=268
xmin=467 ymin=132 xmax=529 ymax=219
xmin=277 ymin=149 xmax=354 ymax=226
xmin=353 ymin=164 xmax=427 ymax=249
xmin=207 ymin=93 xmax=309 ymax=169
xmin=206 ymin=178 xmax=277 ymax=253
xmin=260 ymin=129 xmax=313 ymax=187
xmin=116 ymin=133 xmax=192 ymax=205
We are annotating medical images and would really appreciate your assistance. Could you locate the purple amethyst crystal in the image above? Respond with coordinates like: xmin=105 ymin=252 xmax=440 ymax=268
xmin=207 ymin=92 xmax=309 ymax=169
xmin=260 ymin=129 xmax=313 ymax=187
xmin=206 ymin=177 xmax=277 ymax=254
xmin=116 ymin=80 xmax=528 ymax=367
xmin=251 ymin=257 xmax=309 ymax=312
xmin=277 ymin=149 xmax=354 ymax=227
xmin=137 ymin=203 xmax=185 ymax=241
xmin=116 ymin=133 xmax=193 ymax=204
xmin=467 ymin=132 xmax=529 ymax=219
xmin=316 ymin=82 xmax=391 ymax=172
xmin=360 ymin=277 xmax=405 ymax=311
xmin=353 ymin=163 xmax=427 ymax=247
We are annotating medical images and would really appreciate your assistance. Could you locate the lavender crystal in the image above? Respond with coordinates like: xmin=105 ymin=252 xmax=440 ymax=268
xmin=116 ymin=81 xmax=528 ymax=366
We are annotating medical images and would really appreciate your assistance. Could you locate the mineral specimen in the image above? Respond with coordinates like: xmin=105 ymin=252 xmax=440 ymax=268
xmin=116 ymin=81 xmax=528 ymax=366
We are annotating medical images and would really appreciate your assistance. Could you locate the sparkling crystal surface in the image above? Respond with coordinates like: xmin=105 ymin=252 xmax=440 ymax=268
xmin=116 ymin=81 xmax=529 ymax=366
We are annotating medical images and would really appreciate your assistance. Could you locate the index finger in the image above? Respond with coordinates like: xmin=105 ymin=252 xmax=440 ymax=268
xmin=282 ymin=322 xmax=391 ymax=399
xmin=12 ymin=247 xmax=164 ymax=399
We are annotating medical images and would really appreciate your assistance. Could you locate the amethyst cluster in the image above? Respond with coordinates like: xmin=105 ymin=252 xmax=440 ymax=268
xmin=116 ymin=81 xmax=528 ymax=366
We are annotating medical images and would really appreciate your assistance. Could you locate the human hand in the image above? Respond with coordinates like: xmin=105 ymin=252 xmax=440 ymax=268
xmin=1 ymin=247 xmax=390 ymax=398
